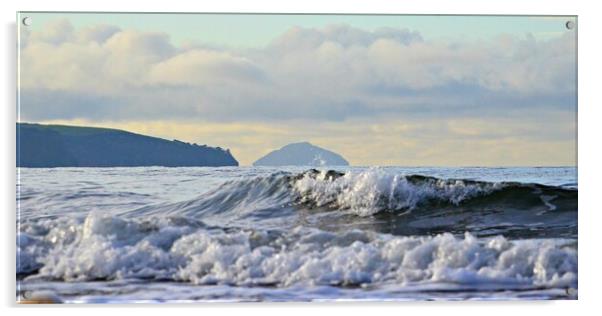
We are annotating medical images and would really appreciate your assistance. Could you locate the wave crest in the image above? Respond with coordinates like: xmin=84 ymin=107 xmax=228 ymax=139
xmin=293 ymin=169 xmax=503 ymax=216
xmin=131 ymin=169 xmax=576 ymax=219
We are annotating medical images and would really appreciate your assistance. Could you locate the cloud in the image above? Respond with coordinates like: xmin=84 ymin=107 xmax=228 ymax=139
xmin=148 ymin=50 xmax=266 ymax=86
xmin=20 ymin=25 xmax=177 ymax=92
xmin=76 ymin=24 xmax=121 ymax=44
xmin=19 ymin=89 xmax=124 ymax=121
xmin=19 ymin=20 xmax=576 ymax=123
xmin=267 ymin=24 xmax=422 ymax=54
xmin=29 ymin=18 xmax=75 ymax=45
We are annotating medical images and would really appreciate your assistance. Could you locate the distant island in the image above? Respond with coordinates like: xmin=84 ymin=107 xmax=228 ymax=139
xmin=253 ymin=142 xmax=349 ymax=167
xmin=17 ymin=123 xmax=238 ymax=167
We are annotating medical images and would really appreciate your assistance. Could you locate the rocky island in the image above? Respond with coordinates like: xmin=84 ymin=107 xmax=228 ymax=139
xmin=253 ymin=142 xmax=349 ymax=167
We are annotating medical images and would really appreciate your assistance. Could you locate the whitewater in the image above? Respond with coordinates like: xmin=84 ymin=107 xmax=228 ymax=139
xmin=16 ymin=166 xmax=578 ymax=302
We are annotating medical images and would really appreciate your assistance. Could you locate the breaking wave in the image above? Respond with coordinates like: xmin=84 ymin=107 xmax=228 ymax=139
xmin=126 ymin=169 xmax=577 ymax=220
xmin=292 ymin=169 xmax=574 ymax=216
xmin=18 ymin=212 xmax=577 ymax=290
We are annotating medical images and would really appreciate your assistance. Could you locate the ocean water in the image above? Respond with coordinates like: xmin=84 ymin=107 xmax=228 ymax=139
xmin=16 ymin=166 xmax=578 ymax=302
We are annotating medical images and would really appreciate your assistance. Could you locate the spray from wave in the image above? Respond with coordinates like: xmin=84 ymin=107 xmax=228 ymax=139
xmin=293 ymin=169 xmax=504 ymax=216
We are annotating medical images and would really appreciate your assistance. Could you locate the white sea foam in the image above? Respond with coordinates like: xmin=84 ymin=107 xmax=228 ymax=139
xmin=293 ymin=169 xmax=501 ymax=216
xmin=20 ymin=213 xmax=576 ymax=290
xmin=17 ymin=233 xmax=48 ymax=274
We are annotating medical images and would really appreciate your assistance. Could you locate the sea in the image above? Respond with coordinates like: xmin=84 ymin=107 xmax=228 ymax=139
xmin=16 ymin=166 xmax=578 ymax=302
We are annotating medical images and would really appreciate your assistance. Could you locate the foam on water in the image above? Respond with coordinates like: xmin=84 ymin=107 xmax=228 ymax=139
xmin=19 ymin=212 xmax=576 ymax=290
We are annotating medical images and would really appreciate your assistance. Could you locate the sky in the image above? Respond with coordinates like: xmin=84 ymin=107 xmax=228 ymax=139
xmin=17 ymin=13 xmax=577 ymax=166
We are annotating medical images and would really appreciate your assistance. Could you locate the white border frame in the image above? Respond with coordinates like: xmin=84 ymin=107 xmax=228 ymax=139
xmin=3 ymin=0 xmax=601 ymax=315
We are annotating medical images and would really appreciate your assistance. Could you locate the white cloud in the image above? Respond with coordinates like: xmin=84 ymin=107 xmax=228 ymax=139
xmin=19 ymin=20 xmax=576 ymax=125
xmin=148 ymin=50 xmax=265 ymax=87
